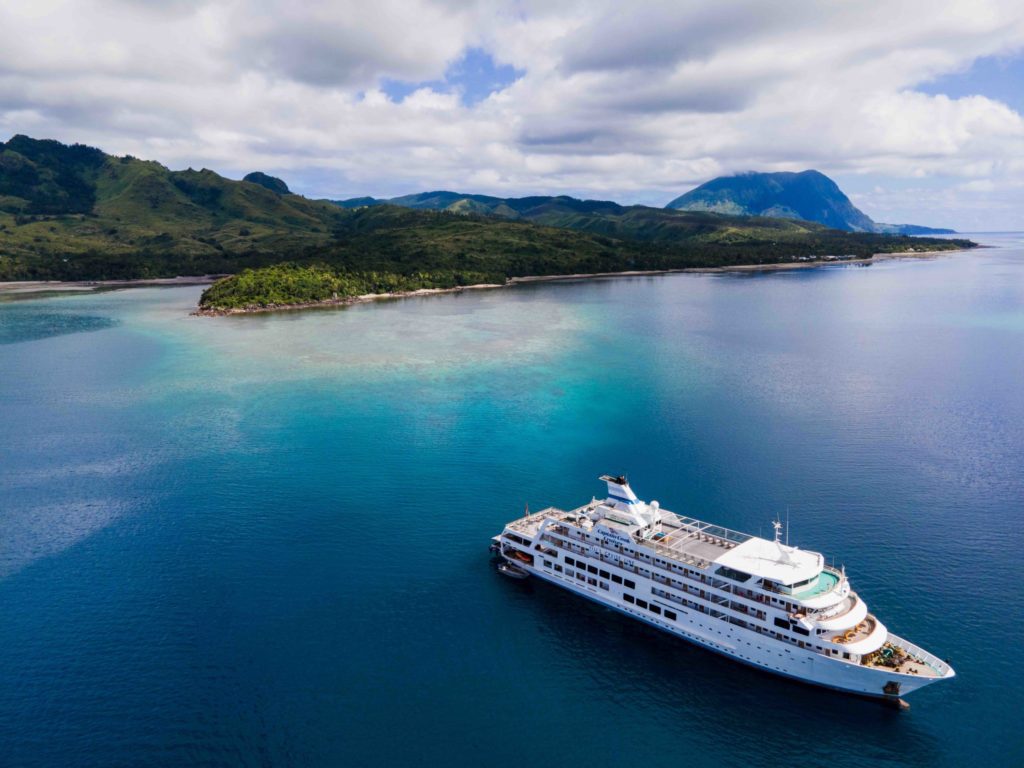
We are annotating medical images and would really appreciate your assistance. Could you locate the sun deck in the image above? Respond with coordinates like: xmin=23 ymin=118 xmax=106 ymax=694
xmin=639 ymin=512 xmax=750 ymax=565
xmin=507 ymin=503 xmax=759 ymax=570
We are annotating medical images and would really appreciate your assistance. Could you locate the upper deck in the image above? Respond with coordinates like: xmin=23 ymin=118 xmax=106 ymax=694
xmin=506 ymin=499 xmax=823 ymax=586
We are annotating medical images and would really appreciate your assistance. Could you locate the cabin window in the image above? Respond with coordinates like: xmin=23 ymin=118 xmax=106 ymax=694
xmin=543 ymin=560 xmax=552 ymax=568
xmin=843 ymin=652 xmax=850 ymax=660
xmin=600 ymin=582 xmax=609 ymax=591
xmin=649 ymin=605 xmax=661 ymax=615
xmin=554 ymin=565 xmax=563 ymax=573
xmin=624 ymin=579 xmax=636 ymax=590
xmin=599 ymin=570 xmax=610 ymax=579
xmin=565 ymin=557 xmax=575 ymax=566
xmin=636 ymin=599 xmax=648 ymax=609
xmin=793 ymin=626 xmax=809 ymax=636
xmin=774 ymin=617 xmax=789 ymax=629
xmin=587 ymin=565 xmax=598 ymax=575
xmin=576 ymin=573 xmax=585 ymax=582
xmin=624 ymin=594 xmax=635 ymax=604
xmin=665 ymin=610 xmax=677 ymax=621
xmin=611 ymin=574 xmax=622 ymax=584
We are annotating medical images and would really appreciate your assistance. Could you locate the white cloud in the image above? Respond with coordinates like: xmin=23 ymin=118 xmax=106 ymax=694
xmin=0 ymin=0 xmax=1023 ymax=228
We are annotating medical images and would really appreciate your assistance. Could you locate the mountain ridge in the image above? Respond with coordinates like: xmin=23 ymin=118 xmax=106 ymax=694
xmin=0 ymin=135 xmax=968 ymax=285
xmin=339 ymin=170 xmax=954 ymax=235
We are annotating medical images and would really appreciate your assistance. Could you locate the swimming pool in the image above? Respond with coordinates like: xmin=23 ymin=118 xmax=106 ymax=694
xmin=794 ymin=570 xmax=840 ymax=599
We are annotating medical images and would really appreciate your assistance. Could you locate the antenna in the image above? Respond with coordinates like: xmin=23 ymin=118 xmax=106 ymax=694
xmin=772 ymin=519 xmax=783 ymax=544
xmin=786 ymin=506 xmax=790 ymax=546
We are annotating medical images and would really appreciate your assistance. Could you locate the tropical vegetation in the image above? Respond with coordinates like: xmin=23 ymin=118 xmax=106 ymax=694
xmin=0 ymin=135 xmax=974 ymax=312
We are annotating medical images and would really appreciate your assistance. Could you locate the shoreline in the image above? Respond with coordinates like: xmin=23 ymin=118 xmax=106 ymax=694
xmin=0 ymin=248 xmax=969 ymax=310
xmin=191 ymin=247 xmax=970 ymax=316
xmin=192 ymin=283 xmax=507 ymax=316
xmin=0 ymin=275 xmax=224 ymax=297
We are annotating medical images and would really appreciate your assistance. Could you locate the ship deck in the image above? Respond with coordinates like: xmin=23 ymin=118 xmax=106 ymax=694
xmin=507 ymin=502 xmax=750 ymax=569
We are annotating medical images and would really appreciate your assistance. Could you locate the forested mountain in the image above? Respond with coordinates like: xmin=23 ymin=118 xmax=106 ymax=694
xmin=665 ymin=170 xmax=954 ymax=234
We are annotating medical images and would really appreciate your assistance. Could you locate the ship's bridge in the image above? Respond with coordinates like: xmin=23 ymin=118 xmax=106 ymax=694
xmin=712 ymin=536 xmax=824 ymax=588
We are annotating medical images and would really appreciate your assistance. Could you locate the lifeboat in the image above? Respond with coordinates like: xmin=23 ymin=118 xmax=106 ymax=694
xmin=498 ymin=562 xmax=530 ymax=580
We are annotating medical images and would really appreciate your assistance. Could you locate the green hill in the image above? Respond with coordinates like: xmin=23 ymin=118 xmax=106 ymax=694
xmin=0 ymin=135 xmax=349 ymax=280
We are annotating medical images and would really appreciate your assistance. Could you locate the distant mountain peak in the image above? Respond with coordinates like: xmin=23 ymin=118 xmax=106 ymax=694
xmin=665 ymin=170 xmax=953 ymax=234
xmin=666 ymin=170 xmax=875 ymax=232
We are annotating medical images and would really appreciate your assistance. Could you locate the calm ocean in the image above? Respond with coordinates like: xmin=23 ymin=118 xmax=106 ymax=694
xmin=1 ymin=236 xmax=1022 ymax=767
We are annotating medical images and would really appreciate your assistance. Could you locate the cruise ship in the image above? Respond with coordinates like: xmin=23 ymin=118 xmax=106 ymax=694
xmin=493 ymin=475 xmax=954 ymax=704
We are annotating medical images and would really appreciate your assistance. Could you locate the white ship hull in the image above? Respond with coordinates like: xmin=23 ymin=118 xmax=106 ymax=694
xmin=496 ymin=475 xmax=955 ymax=703
xmin=523 ymin=559 xmax=943 ymax=699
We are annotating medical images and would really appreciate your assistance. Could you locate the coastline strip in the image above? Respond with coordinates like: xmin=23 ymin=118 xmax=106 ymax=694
xmin=191 ymin=248 xmax=968 ymax=316
xmin=0 ymin=249 xmax=969 ymax=311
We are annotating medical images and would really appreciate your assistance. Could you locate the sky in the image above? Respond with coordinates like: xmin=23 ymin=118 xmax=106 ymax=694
xmin=1 ymin=1 xmax=1023 ymax=230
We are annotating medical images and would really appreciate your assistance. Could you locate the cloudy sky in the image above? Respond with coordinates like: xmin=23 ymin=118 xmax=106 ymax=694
xmin=1 ymin=0 xmax=1023 ymax=230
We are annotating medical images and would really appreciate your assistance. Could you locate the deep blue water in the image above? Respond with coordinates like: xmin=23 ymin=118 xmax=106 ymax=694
xmin=1 ymin=237 xmax=1022 ymax=767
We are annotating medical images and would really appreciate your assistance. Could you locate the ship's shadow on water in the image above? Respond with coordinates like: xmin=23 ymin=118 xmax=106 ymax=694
xmin=503 ymin=569 xmax=940 ymax=765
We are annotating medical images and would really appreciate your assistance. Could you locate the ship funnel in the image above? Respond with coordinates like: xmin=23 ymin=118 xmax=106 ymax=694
xmin=600 ymin=473 xmax=645 ymax=511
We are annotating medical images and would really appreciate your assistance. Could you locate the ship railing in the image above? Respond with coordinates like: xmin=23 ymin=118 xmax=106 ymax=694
xmin=646 ymin=538 xmax=712 ymax=569
xmin=546 ymin=529 xmax=771 ymax=609
xmin=656 ymin=512 xmax=753 ymax=546
xmin=807 ymin=594 xmax=858 ymax=622
xmin=886 ymin=634 xmax=953 ymax=677
xmin=541 ymin=527 xmax=784 ymax=619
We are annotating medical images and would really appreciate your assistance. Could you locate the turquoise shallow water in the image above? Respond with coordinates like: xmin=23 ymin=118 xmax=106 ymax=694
xmin=1 ymin=237 xmax=1022 ymax=767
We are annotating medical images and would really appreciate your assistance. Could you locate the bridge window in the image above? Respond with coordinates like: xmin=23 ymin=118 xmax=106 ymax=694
xmin=715 ymin=566 xmax=752 ymax=583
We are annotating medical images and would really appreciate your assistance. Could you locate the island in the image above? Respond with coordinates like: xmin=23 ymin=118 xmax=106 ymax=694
xmin=0 ymin=134 xmax=974 ymax=313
